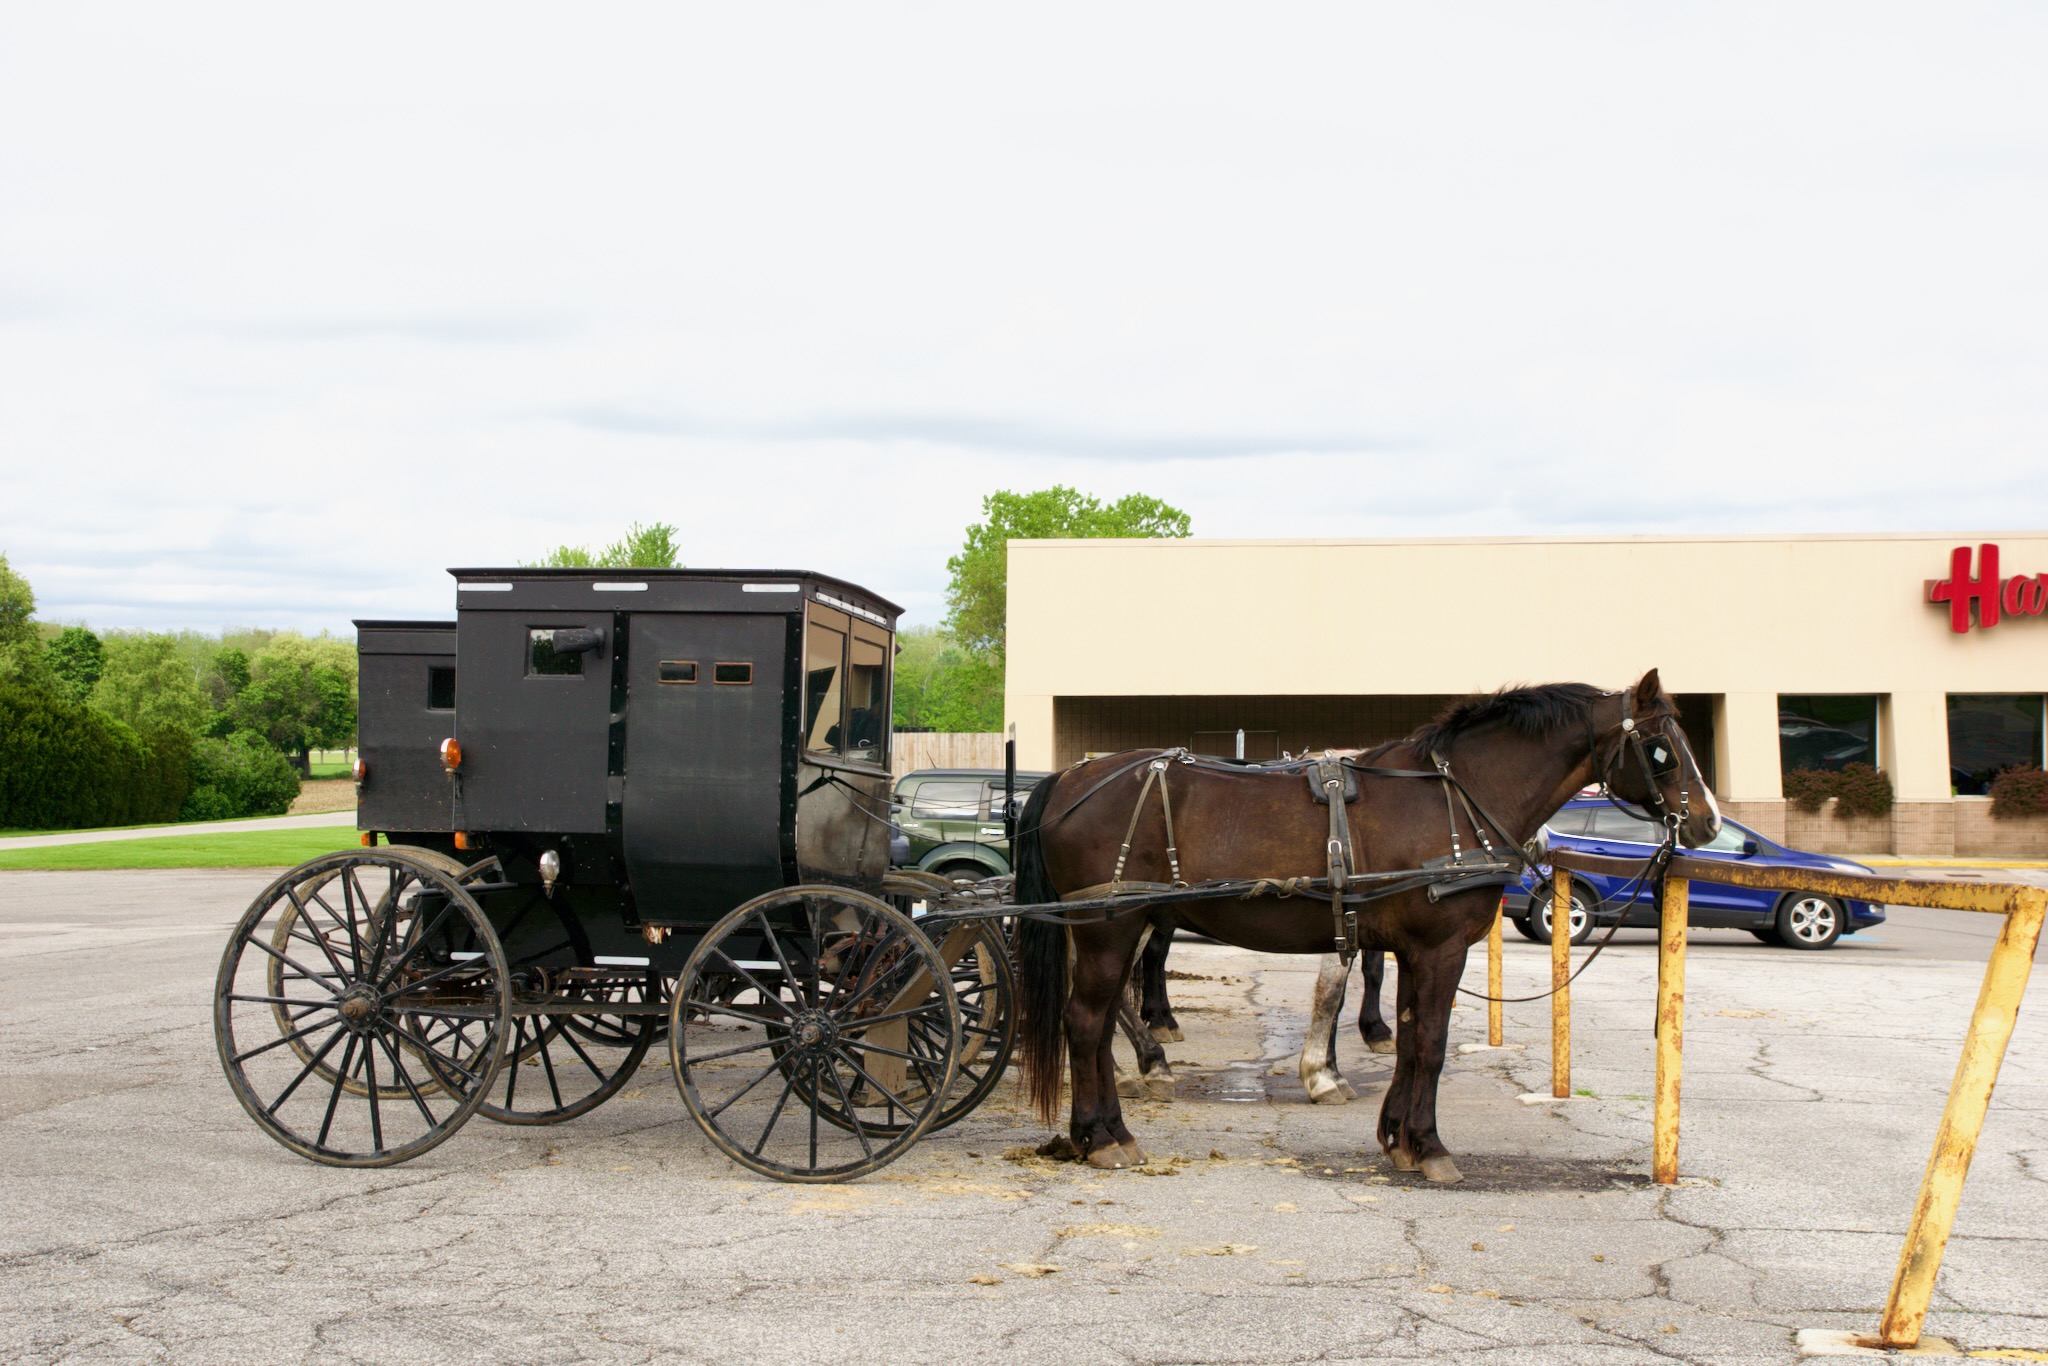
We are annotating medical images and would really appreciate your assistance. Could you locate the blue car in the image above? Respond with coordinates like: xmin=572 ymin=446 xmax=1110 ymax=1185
xmin=1502 ymin=797 xmax=1886 ymax=950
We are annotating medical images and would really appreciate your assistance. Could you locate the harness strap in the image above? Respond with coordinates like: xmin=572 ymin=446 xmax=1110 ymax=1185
xmin=1321 ymin=766 xmax=1357 ymax=961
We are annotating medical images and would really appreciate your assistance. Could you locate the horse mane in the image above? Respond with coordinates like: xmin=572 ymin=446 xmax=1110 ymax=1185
xmin=1372 ymin=682 xmax=1612 ymax=761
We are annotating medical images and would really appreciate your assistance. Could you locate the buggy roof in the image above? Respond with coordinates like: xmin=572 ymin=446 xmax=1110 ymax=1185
xmin=444 ymin=568 xmax=902 ymax=623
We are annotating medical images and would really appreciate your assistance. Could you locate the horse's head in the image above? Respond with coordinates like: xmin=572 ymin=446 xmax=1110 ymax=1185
xmin=1597 ymin=669 xmax=1721 ymax=848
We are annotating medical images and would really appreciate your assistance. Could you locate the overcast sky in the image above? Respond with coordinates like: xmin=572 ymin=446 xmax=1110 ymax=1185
xmin=3 ymin=4 xmax=2043 ymax=635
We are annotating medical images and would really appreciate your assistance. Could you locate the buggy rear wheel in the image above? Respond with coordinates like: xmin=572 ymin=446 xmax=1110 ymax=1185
xmin=470 ymin=970 xmax=659 ymax=1125
xmin=215 ymin=850 xmax=511 ymax=1167
xmin=671 ymin=886 xmax=961 ymax=1182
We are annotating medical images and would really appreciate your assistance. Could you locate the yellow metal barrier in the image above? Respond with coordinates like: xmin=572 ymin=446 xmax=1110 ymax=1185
xmin=1487 ymin=905 xmax=1504 ymax=1048
xmin=1545 ymin=849 xmax=2044 ymax=1350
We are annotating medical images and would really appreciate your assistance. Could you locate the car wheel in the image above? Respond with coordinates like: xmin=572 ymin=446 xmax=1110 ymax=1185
xmin=930 ymin=861 xmax=988 ymax=886
xmin=1747 ymin=926 xmax=1782 ymax=945
xmin=1531 ymin=888 xmax=1595 ymax=945
xmin=1775 ymin=894 xmax=1843 ymax=950
xmin=1509 ymin=916 xmax=1544 ymax=944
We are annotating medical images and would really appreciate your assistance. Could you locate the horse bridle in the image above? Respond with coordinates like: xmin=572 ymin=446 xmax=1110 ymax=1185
xmin=1588 ymin=689 xmax=1695 ymax=835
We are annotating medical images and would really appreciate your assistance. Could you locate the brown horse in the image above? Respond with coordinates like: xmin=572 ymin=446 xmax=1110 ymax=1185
xmin=1012 ymin=671 xmax=1718 ymax=1182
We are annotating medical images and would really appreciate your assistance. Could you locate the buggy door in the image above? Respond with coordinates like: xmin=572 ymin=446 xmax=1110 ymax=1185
xmin=623 ymin=613 xmax=790 ymax=918
xmin=457 ymin=610 xmax=613 ymax=833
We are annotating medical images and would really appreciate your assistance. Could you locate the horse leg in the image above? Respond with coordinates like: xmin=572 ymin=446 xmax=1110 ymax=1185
xmin=1384 ymin=941 xmax=1468 ymax=1185
xmin=1358 ymin=948 xmax=1397 ymax=1054
xmin=1066 ymin=919 xmax=1150 ymax=1168
xmin=1299 ymin=954 xmax=1357 ymax=1104
xmin=1115 ymin=992 xmax=1173 ymax=1101
xmin=1377 ymin=953 xmax=1422 ymax=1171
xmin=1139 ymin=913 xmax=1182 ymax=1042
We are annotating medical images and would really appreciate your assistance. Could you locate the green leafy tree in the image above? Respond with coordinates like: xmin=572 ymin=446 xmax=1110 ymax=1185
xmin=199 ymin=646 xmax=251 ymax=737
xmin=527 ymin=521 xmax=683 ymax=569
xmin=891 ymin=626 xmax=1003 ymax=732
xmin=45 ymin=626 xmax=104 ymax=705
xmin=0 ymin=553 xmax=51 ymax=689
xmin=233 ymin=633 xmax=358 ymax=774
xmin=89 ymin=633 xmax=210 ymax=737
xmin=944 ymin=488 xmax=1190 ymax=658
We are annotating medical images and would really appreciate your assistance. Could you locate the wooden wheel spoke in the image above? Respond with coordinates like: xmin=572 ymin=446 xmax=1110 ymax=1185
xmin=822 ymin=1057 xmax=874 ymax=1160
xmin=751 ymin=1069 xmax=801 ymax=1158
xmin=361 ymin=1026 xmax=385 ymax=1151
xmin=260 ymin=1022 xmax=350 ymax=1115
xmin=281 ymin=901 xmax=354 ymax=981
xmin=536 ymin=1025 xmax=565 ymax=1109
xmin=240 ymin=934 xmax=345 ymax=993
xmin=552 ymin=1023 xmax=610 ymax=1085
xmin=228 ymin=992 xmax=341 ymax=1010
xmin=385 ymin=1019 xmax=486 ymax=1085
xmin=687 ymin=1036 xmax=780 ymax=1064
xmin=700 ymin=1056 xmax=784 ymax=1121
xmin=378 ymin=900 xmax=459 ymax=988
xmin=315 ymin=1035 xmax=360 ymax=1149
xmin=704 ymin=949 xmax=793 ymax=1016
xmin=371 ymin=1029 xmax=442 ymax=1130
xmin=752 ymin=912 xmax=813 ymax=1010
xmin=233 ymin=1014 xmax=344 ymax=1065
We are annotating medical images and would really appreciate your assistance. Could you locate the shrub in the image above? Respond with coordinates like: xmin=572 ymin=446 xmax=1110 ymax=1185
xmin=1989 ymin=766 xmax=2048 ymax=820
xmin=1783 ymin=762 xmax=1894 ymax=819
xmin=180 ymin=731 xmax=301 ymax=820
xmin=0 ymin=683 xmax=192 ymax=828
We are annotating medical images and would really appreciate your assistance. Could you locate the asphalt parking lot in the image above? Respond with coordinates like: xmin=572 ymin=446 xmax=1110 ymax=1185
xmin=1 ymin=869 xmax=2043 ymax=1365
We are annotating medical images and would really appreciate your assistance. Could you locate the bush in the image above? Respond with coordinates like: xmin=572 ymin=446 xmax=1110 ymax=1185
xmin=180 ymin=731 xmax=301 ymax=821
xmin=1784 ymin=762 xmax=1894 ymax=819
xmin=0 ymin=683 xmax=193 ymax=829
xmin=1989 ymin=766 xmax=2048 ymax=820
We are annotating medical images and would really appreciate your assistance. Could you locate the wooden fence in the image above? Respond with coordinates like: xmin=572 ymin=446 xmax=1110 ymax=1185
xmin=891 ymin=732 xmax=1004 ymax=778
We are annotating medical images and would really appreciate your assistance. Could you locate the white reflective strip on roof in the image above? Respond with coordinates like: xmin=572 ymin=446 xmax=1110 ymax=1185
xmin=459 ymin=583 xmax=513 ymax=592
xmin=594 ymin=582 xmax=647 ymax=591
xmin=815 ymin=591 xmax=886 ymax=623
xmin=742 ymin=583 xmax=800 ymax=593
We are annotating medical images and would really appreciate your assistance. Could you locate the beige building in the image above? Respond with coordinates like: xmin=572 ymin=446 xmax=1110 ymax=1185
xmin=1004 ymin=532 xmax=2048 ymax=857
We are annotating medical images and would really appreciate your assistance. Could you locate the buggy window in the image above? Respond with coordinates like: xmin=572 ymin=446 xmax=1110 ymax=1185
xmin=845 ymin=629 xmax=888 ymax=765
xmin=805 ymin=613 xmax=847 ymax=754
xmin=427 ymin=666 xmax=455 ymax=710
xmin=910 ymin=781 xmax=982 ymax=818
xmin=528 ymin=630 xmax=583 ymax=677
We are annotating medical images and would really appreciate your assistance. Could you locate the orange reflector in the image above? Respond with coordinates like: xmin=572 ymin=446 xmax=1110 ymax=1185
xmin=360 ymin=832 xmax=376 ymax=847
xmin=440 ymin=738 xmax=462 ymax=772
xmin=455 ymin=831 xmax=474 ymax=851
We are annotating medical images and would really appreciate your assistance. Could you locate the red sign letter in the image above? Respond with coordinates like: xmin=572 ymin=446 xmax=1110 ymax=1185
xmin=1929 ymin=544 xmax=2001 ymax=633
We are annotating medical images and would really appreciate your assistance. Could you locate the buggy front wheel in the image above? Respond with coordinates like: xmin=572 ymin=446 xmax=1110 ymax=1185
xmin=671 ymin=886 xmax=961 ymax=1183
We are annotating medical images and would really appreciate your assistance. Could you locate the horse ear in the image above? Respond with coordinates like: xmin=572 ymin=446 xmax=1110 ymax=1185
xmin=1633 ymin=668 xmax=1663 ymax=709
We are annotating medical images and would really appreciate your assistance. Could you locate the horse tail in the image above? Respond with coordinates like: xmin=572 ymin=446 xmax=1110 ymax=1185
xmin=1011 ymin=774 xmax=1068 ymax=1126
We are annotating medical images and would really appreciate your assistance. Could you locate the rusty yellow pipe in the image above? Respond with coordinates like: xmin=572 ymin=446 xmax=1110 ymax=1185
xmin=1488 ymin=903 xmax=1504 ymax=1048
xmin=1653 ymin=876 xmax=1689 ymax=1185
xmin=1552 ymin=868 xmax=1571 ymax=1098
xmin=1876 ymin=896 xmax=2045 ymax=1348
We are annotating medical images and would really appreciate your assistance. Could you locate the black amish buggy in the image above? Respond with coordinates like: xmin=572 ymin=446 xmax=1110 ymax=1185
xmin=214 ymin=569 xmax=1016 ymax=1182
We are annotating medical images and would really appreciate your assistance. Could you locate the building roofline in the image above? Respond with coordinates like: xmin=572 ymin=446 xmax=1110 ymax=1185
xmin=1007 ymin=531 xmax=2046 ymax=550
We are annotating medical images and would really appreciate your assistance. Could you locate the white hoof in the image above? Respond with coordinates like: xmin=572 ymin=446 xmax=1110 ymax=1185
xmin=1140 ymin=1073 xmax=1175 ymax=1102
xmin=1304 ymin=1074 xmax=1350 ymax=1105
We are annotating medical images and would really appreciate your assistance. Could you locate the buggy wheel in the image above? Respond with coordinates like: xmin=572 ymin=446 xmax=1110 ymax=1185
xmin=843 ymin=915 xmax=1014 ymax=1137
xmin=470 ymin=971 xmax=659 ymax=1125
xmin=671 ymin=886 xmax=961 ymax=1183
xmin=215 ymin=849 xmax=510 ymax=1167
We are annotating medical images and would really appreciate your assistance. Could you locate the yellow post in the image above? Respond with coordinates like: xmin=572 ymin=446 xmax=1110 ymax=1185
xmin=1551 ymin=868 xmax=1571 ymax=1098
xmin=1653 ymin=876 xmax=1689 ymax=1185
xmin=1875 ymin=899 xmax=2045 ymax=1348
xmin=1487 ymin=903 xmax=1504 ymax=1048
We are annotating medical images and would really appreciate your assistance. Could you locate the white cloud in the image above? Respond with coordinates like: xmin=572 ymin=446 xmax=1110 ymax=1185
xmin=2 ymin=2 xmax=2044 ymax=633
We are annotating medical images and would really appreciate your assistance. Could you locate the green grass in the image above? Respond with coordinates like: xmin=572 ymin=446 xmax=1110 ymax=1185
xmin=0 ymin=827 xmax=364 ymax=871
xmin=307 ymin=763 xmax=351 ymax=779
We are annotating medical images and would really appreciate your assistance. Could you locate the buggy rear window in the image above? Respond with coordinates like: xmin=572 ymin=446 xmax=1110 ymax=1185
xmin=714 ymin=662 xmax=752 ymax=685
xmin=427 ymin=666 xmax=455 ymax=710
xmin=528 ymin=630 xmax=584 ymax=677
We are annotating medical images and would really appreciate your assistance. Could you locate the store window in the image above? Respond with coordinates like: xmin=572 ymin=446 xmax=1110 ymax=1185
xmin=1777 ymin=695 xmax=1878 ymax=774
xmin=1947 ymin=695 xmax=2046 ymax=795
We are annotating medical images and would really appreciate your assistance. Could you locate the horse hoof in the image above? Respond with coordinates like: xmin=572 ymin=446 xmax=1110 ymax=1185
xmin=1388 ymin=1147 xmax=1418 ymax=1172
xmin=1140 ymin=1075 xmax=1175 ymax=1102
xmin=1121 ymin=1140 xmax=1149 ymax=1165
xmin=1337 ymin=1078 xmax=1358 ymax=1101
xmin=1421 ymin=1155 xmax=1464 ymax=1185
xmin=1150 ymin=1025 xmax=1183 ymax=1044
xmin=1086 ymin=1145 xmax=1131 ymax=1170
xmin=1367 ymin=1038 xmax=1398 ymax=1056
xmin=1304 ymin=1076 xmax=1349 ymax=1105
xmin=1116 ymin=1074 xmax=1141 ymax=1099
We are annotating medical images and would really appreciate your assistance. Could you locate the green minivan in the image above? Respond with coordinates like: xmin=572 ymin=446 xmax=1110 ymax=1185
xmin=889 ymin=767 xmax=1050 ymax=882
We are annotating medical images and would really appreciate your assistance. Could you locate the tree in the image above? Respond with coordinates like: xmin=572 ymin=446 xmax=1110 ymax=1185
xmin=233 ymin=633 xmax=358 ymax=773
xmin=89 ymin=633 xmax=210 ymax=737
xmin=0 ymin=553 xmax=51 ymax=689
xmin=527 ymin=521 xmax=683 ymax=570
xmin=199 ymin=646 xmax=251 ymax=737
xmin=944 ymin=488 xmax=1190 ymax=659
xmin=45 ymin=626 xmax=105 ymax=705
xmin=891 ymin=626 xmax=1003 ymax=732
